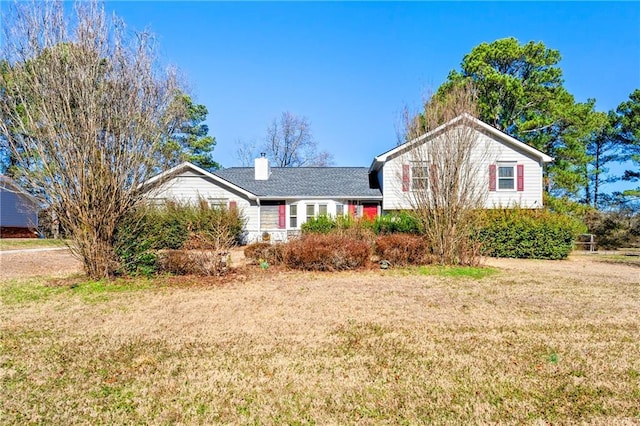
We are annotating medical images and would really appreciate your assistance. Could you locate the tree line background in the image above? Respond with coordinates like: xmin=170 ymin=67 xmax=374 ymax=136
xmin=433 ymin=37 xmax=639 ymax=211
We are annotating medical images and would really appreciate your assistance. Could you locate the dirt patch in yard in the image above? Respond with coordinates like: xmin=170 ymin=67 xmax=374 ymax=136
xmin=0 ymin=249 xmax=83 ymax=279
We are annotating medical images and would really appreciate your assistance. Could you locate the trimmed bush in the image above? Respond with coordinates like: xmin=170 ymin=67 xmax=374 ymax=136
xmin=475 ymin=209 xmax=586 ymax=260
xmin=301 ymin=214 xmax=338 ymax=234
xmin=302 ymin=212 xmax=422 ymax=236
xmin=284 ymin=234 xmax=370 ymax=271
xmin=375 ymin=233 xmax=428 ymax=266
xmin=159 ymin=249 xmax=229 ymax=276
xmin=301 ymin=214 xmax=360 ymax=234
xmin=372 ymin=212 xmax=422 ymax=235
xmin=243 ymin=242 xmax=285 ymax=265
xmin=114 ymin=199 xmax=246 ymax=276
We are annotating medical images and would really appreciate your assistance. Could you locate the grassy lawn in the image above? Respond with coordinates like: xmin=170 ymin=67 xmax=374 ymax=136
xmin=0 ymin=238 xmax=68 ymax=251
xmin=596 ymin=254 xmax=640 ymax=268
xmin=1 ymin=259 xmax=639 ymax=424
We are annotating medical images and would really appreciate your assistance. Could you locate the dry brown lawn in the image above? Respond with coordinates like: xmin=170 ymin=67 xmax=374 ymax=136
xmin=1 ymin=250 xmax=639 ymax=424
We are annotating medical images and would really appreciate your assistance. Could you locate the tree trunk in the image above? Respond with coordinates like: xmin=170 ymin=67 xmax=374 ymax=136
xmin=593 ymin=144 xmax=601 ymax=208
xmin=74 ymin=228 xmax=118 ymax=279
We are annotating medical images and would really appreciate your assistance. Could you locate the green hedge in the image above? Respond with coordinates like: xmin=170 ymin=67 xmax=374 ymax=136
xmin=280 ymin=208 xmax=586 ymax=261
xmin=301 ymin=214 xmax=344 ymax=234
xmin=301 ymin=212 xmax=421 ymax=235
xmin=372 ymin=211 xmax=422 ymax=235
xmin=114 ymin=200 xmax=245 ymax=276
xmin=475 ymin=209 xmax=586 ymax=260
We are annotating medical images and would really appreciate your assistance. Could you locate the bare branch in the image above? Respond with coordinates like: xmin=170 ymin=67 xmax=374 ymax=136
xmin=234 ymin=138 xmax=257 ymax=167
xmin=0 ymin=0 xmax=183 ymax=278
xmin=262 ymin=111 xmax=333 ymax=167
xmin=402 ymin=82 xmax=490 ymax=265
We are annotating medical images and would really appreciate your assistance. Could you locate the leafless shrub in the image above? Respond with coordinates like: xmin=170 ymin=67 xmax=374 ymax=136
xmin=284 ymin=234 xmax=370 ymax=271
xmin=374 ymin=234 xmax=429 ymax=266
xmin=402 ymin=82 xmax=490 ymax=265
xmin=0 ymin=1 xmax=182 ymax=278
xmin=243 ymin=242 xmax=285 ymax=265
xmin=159 ymin=249 xmax=229 ymax=276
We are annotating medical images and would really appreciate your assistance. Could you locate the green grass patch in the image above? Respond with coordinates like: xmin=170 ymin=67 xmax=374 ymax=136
xmin=68 ymin=278 xmax=154 ymax=303
xmin=0 ymin=276 xmax=154 ymax=305
xmin=0 ymin=238 xmax=69 ymax=251
xmin=0 ymin=278 xmax=67 ymax=305
xmin=396 ymin=265 xmax=499 ymax=279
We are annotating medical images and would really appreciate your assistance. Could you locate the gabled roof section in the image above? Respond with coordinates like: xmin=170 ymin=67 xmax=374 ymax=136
xmin=0 ymin=175 xmax=40 ymax=206
xmin=142 ymin=162 xmax=257 ymax=199
xmin=369 ymin=113 xmax=554 ymax=172
xmin=214 ymin=167 xmax=382 ymax=199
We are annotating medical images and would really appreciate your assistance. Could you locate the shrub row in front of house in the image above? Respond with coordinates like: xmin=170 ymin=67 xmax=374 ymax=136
xmin=244 ymin=232 xmax=427 ymax=271
xmin=474 ymin=209 xmax=586 ymax=260
xmin=115 ymin=203 xmax=585 ymax=276
xmin=114 ymin=199 xmax=245 ymax=276
xmin=299 ymin=209 xmax=586 ymax=261
xmin=301 ymin=211 xmax=422 ymax=235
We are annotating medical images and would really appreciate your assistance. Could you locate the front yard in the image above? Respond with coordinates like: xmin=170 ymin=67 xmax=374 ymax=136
xmin=0 ymin=252 xmax=639 ymax=424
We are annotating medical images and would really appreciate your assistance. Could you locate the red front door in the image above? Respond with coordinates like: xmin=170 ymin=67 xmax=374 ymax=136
xmin=363 ymin=204 xmax=378 ymax=220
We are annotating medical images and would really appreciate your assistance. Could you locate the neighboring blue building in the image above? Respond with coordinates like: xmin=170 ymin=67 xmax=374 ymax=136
xmin=0 ymin=175 xmax=40 ymax=238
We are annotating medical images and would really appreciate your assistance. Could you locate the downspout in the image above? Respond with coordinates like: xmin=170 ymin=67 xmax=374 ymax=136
xmin=256 ymin=197 xmax=261 ymax=236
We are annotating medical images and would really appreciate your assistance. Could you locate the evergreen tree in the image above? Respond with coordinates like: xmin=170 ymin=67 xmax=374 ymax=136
xmin=439 ymin=37 xmax=603 ymax=199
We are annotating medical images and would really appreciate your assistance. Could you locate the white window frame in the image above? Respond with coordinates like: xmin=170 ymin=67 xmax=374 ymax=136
xmin=306 ymin=204 xmax=315 ymax=223
xmin=411 ymin=161 xmax=429 ymax=191
xmin=289 ymin=204 xmax=298 ymax=229
xmin=302 ymin=202 xmax=334 ymax=223
xmin=497 ymin=163 xmax=516 ymax=191
xmin=207 ymin=198 xmax=228 ymax=208
xmin=149 ymin=198 xmax=167 ymax=207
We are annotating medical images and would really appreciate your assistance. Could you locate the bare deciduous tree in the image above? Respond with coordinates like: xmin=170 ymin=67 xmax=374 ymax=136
xmin=264 ymin=111 xmax=333 ymax=167
xmin=402 ymin=83 xmax=491 ymax=265
xmin=0 ymin=1 xmax=181 ymax=278
xmin=234 ymin=138 xmax=258 ymax=167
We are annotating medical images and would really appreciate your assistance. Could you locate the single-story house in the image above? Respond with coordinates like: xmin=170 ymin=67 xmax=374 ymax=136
xmin=144 ymin=157 xmax=383 ymax=243
xmin=144 ymin=113 xmax=553 ymax=242
xmin=0 ymin=175 xmax=40 ymax=238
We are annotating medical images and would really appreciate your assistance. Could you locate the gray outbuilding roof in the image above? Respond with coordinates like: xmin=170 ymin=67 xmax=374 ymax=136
xmin=214 ymin=167 xmax=382 ymax=199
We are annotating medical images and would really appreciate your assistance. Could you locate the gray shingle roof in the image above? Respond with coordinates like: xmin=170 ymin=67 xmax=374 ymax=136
xmin=214 ymin=167 xmax=381 ymax=198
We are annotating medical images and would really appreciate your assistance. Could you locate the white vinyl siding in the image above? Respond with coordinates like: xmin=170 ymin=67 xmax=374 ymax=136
xmin=382 ymin=127 xmax=545 ymax=210
xmin=147 ymin=170 xmax=381 ymax=243
xmin=149 ymin=170 xmax=258 ymax=237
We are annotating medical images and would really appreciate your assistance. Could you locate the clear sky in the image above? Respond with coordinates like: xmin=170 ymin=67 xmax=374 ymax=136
xmin=105 ymin=1 xmax=639 ymax=177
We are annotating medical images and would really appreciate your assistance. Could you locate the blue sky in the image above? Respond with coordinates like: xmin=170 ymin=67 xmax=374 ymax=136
xmin=107 ymin=1 xmax=639 ymax=184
